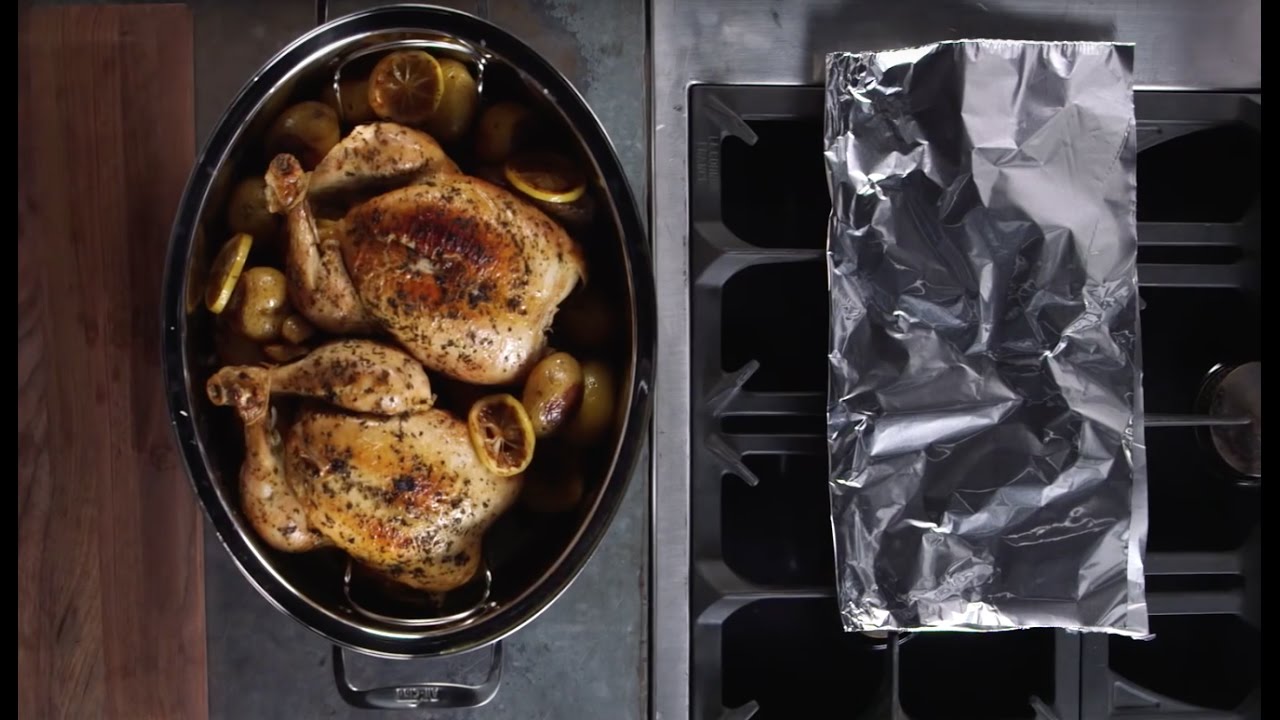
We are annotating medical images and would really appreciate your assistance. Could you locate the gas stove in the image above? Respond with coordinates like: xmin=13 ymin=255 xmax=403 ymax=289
xmin=651 ymin=3 xmax=1261 ymax=719
xmin=684 ymin=83 xmax=1260 ymax=720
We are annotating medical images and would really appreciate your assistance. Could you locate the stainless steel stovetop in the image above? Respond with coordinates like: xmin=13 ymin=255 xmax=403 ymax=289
xmin=649 ymin=2 xmax=1262 ymax=718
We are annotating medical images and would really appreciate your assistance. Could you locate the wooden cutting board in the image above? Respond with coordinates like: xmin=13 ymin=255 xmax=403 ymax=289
xmin=18 ymin=5 xmax=207 ymax=719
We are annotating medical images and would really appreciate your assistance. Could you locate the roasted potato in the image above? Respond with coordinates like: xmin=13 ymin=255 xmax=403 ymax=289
xmin=228 ymin=266 xmax=288 ymax=342
xmin=522 ymin=352 xmax=583 ymax=438
xmin=225 ymin=177 xmax=279 ymax=242
xmin=280 ymin=314 xmax=315 ymax=345
xmin=323 ymin=76 xmax=377 ymax=125
xmin=265 ymin=101 xmax=341 ymax=169
xmin=425 ymin=58 xmax=479 ymax=143
xmin=474 ymin=101 xmax=531 ymax=163
xmin=567 ymin=360 xmax=616 ymax=445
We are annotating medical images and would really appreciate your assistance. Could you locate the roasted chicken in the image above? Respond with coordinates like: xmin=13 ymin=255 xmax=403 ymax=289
xmin=208 ymin=339 xmax=519 ymax=592
xmin=266 ymin=122 xmax=586 ymax=385
xmin=286 ymin=407 xmax=517 ymax=591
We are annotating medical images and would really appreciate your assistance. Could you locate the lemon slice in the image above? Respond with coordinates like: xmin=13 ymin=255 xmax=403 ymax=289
xmin=504 ymin=151 xmax=586 ymax=204
xmin=467 ymin=394 xmax=536 ymax=477
xmin=205 ymin=232 xmax=252 ymax=314
xmin=367 ymin=50 xmax=445 ymax=125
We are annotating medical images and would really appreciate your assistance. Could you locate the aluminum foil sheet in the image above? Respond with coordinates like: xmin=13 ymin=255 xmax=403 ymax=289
xmin=824 ymin=41 xmax=1149 ymax=635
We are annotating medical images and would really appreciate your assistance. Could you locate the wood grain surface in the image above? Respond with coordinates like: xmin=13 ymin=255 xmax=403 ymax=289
xmin=18 ymin=5 xmax=206 ymax=719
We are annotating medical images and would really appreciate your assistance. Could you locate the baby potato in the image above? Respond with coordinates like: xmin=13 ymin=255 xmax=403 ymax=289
xmin=228 ymin=266 xmax=288 ymax=342
xmin=280 ymin=314 xmax=315 ymax=345
xmin=567 ymin=360 xmax=616 ymax=445
xmin=225 ymin=177 xmax=279 ymax=241
xmin=474 ymin=101 xmax=531 ymax=163
xmin=323 ymin=76 xmax=376 ymax=125
xmin=265 ymin=101 xmax=340 ymax=169
xmin=425 ymin=58 xmax=479 ymax=143
xmin=522 ymin=352 xmax=584 ymax=438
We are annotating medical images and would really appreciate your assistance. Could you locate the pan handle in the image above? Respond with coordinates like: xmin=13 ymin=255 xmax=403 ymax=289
xmin=331 ymin=642 xmax=503 ymax=710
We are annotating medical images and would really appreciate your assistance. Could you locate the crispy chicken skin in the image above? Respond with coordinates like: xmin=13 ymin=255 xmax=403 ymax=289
xmin=285 ymin=408 xmax=520 ymax=592
xmin=267 ymin=122 xmax=585 ymax=385
xmin=341 ymin=176 xmax=586 ymax=384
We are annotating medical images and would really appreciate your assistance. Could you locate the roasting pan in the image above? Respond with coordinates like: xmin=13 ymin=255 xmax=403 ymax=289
xmin=161 ymin=4 xmax=654 ymax=708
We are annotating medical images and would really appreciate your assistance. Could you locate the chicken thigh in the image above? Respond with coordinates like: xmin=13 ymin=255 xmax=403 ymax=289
xmin=207 ymin=339 xmax=434 ymax=423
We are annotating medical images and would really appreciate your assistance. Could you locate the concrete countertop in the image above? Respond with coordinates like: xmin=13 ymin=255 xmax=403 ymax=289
xmin=185 ymin=1 xmax=649 ymax=717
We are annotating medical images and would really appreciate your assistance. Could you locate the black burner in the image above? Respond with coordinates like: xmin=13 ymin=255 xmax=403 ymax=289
xmin=1198 ymin=362 xmax=1262 ymax=482
xmin=688 ymin=85 xmax=1261 ymax=720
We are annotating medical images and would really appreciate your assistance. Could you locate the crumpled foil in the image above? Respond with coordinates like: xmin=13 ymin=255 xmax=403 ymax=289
xmin=824 ymin=41 xmax=1149 ymax=636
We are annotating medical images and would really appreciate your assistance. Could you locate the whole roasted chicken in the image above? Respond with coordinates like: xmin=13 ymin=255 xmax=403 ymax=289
xmin=208 ymin=340 xmax=520 ymax=592
xmin=265 ymin=122 xmax=586 ymax=385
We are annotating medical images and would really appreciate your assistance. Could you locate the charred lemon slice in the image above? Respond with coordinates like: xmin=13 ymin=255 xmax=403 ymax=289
xmin=367 ymin=50 xmax=444 ymax=125
xmin=205 ymin=232 xmax=252 ymax=314
xmin=504 ymin=151 xmax=586 ymax=204
xmin=468 ymin=394 xmax=536 ymax=477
